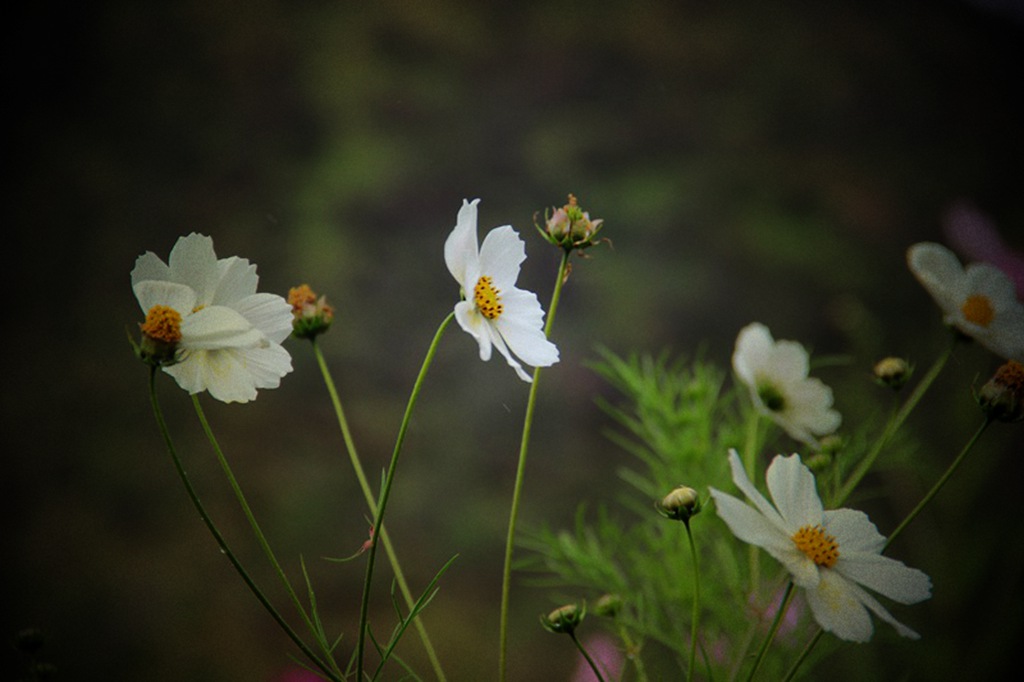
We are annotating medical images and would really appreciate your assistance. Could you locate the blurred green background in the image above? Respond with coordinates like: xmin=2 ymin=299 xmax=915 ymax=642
xmin=6 ymin=1 xmax=1022 ymax=680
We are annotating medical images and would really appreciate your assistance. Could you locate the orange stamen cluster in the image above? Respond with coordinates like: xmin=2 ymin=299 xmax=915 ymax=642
xmin=791 ymin=524 xmax=839 ymax=568
xmin=961 ymin=294 xmax=995 ymax=327
xmin=288 ymin=284 xmax=318 ymax=316
xmin=474 ymin=276 xmax=503 ymax=320
xmin=141 ymin=305 xmax=183 ymax=343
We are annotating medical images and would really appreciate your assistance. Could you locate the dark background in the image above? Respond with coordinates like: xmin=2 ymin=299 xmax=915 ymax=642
xmin=5 ymin=1 xmax=1023 ymax=680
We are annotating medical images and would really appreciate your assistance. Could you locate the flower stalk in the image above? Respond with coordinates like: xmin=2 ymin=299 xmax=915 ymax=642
xmin=310 ymin=337 xmax=447 ymax=681
xmin=498 ymin=248 xmax=571 ymax=682
xmin=355 ymin=312 xmax=455 ymax=679
xmin=147 ymin=368 xmax=340 ymax=681
xmin=190 ymin=396 xmax=343 ymax=678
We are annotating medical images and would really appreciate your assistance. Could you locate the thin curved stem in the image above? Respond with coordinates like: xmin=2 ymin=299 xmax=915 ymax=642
xmin=570 ymin=631 xmax=608 ymax=682
xmin=311 ymin=339 xmax=447 ymax=681
xmin=356 ymin=312 xmax=454 ymax=679
xmin=834 ymin=334 xmax=957 ymax=507
xmin=498 ymin=250 xmax=571 ymax=682
xmin=147 ymin=369 xmax=339 ymax=681
xmin=781 ymin=628 xmax=823 ymax=682
xmin=744 ymin=581 xmax=795 ymax=682
xmin=886 ymin=417 xmax=991 ymax=549
xmin=191 ymin=397 xmax=342 ymax=678
xmin=683 ymin=519 xmax=702 ymax=682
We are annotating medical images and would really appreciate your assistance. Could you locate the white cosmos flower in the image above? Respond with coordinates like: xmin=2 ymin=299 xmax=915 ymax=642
xmin=907 ymin=242 xmax=1024 ymax=361
xmin=132 ymin=232 xmax=294 ymax=403
xmin=710 ymin=449 xmax=932 ymax=642
xmin=733 ymin=323 xmax=841 ymax=447
xmin=444 ymin=198 xmax=559 ymax=382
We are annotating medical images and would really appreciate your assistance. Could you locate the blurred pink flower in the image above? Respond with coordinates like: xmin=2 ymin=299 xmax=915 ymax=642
xmin=572 ymin=633 xmax=624 ymax=682
xmin=943 ymin=200 xmax=1024 ymax=300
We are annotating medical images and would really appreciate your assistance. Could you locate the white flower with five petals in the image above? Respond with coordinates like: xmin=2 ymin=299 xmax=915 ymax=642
xmin=444 ymin=199 xmax=559 ymax=382
xmin=132 ymin=232 xmax=294 ymax=403
xmin=710 ymin=450 xmax=931 ymax=642
xmin=908 ymin=242 xmax=1024 ymax=361
xmin=733 ymin=323 xmax=841 ymax=447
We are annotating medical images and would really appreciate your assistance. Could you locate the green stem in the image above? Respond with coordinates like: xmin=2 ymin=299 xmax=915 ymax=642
xmin=885 ymin=417 xmax=991 ymax=550
xmin=617 ymin=625 xmax=649 ymax=682
xmin=833 ymin=335 xmax=957 ymax=507
xmin=311 ymin=339 xmax=448 ymax=682
xmin=498 ymin=250 xmax=571 ymax=682
xmin=744 ymin=581 xmax=795 ymax=682
xmin=781 ymin=628 xmax=823 ymax=682
xmin=684 ymin=519 xmax=702 ymax=682
xmin=356 ymin=312 xmax=454 ymax=679
xmin=569 ymin=631 xmax=609 ymax=682
xmin=147 ymin=369 xmax=339 ymax=681
xmin=191 ymin=396 xmax=343 ymax=678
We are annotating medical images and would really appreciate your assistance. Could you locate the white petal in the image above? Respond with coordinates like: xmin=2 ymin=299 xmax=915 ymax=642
xmin=181 ymin=306 xmax=266 ymax=350
xmin=167 ymin=349 xmax=258 ymax=403
xmin=133 ymin=280 xmax=197 ymax=316
xmin=907 ymin=242 xmax=965 ymax=316
xmin=822 ymin=508 xmax=885 ymax=554
xmin=487 ymin=323 xmax=533 ymax=382
xmin=167 ymin=233 xmax=221 ymax=297
xmin=725 ymin=449 xmax=787 ymax=530
xmin=235 ymin=292 xmax=295 ymax=344
xmin=444 ymin=199 xmax=481 ymax=287
xmin=494 ymin=289 xmax=559 ymax=367
xmin=495 ymin=316 xmax=559 ymax=367
xmin=966 ymin=262 xmax=1018 ymax=306
xmin=766 ymin=454 xmax=823 ymax=529
xmin=710 ymin=489 xmax=794 ymax=556
xmin=732 ymin=323 xmax=773 ymax=385
xmin=838 ymin=574 xmax=922 ymax=639
xmin=163 ymin=350 xmax=210 ymax=396
xmin=770 ymin=339 xmax=811 ymax=380
xmin=834 ymin=553 xmax=932 ymax=605
xmin=803 ymin=569 xmax=875 ymax=642
xmin=131 ymin=251 xmax=172 ymax=287
xmin=211 ymin=256 xmax=259 ymax=307
xmin=984 ymin=309 xmax=1024 ymax=361
xmin=235 ymin=343 xmax=293 ymax=390
xmin=478 ymin=225 xmax=526 ymax=290
xmin=453 ymin=300 xmax=492 ymax=361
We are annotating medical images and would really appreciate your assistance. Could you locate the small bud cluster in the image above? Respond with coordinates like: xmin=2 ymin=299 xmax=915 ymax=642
xmin=537 ymin=194 xmax=605 ymax=253
xmin=978 ymin=360 xmax=1024 ymax=422
xmin=289 ymin=284 xmax=335 ymax=340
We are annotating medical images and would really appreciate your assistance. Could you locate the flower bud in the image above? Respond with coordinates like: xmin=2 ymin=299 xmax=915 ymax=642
xmin=873 ymin=357 xmax=912 ymax=390
xmin=656 ymin=485 xmax=701 ymax=522
xmin=978 ymin=360 xmax=1024 ymax=422
xmin=594 ymin=593 xmax=622 ymax=619
xmin=540 ymin=602 xmax=586 ymax=635
xmin=537 ymin=194 xmax=605 ymax=252
xmin=289 ymin=284 xmax=335 ymax=340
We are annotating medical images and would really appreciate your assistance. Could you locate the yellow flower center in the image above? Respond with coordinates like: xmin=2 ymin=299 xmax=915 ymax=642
xmin=961 ymin=294 xmax=995 ymax=327
xmin=791 ymin=524 xmax=839 ymax=568
xmin=141 ymin=305 xmax=183 ymax=343
xmin=474 ymin=276 xmax=504 ymax=320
